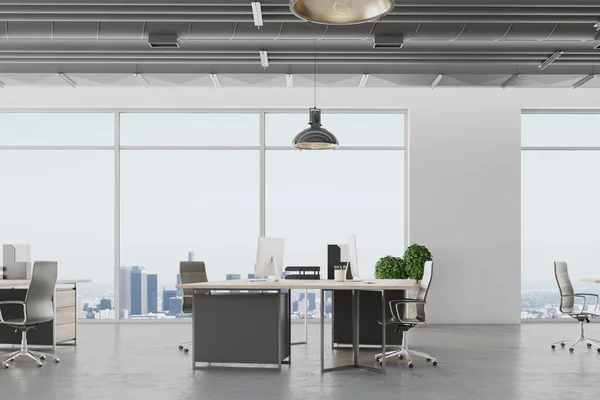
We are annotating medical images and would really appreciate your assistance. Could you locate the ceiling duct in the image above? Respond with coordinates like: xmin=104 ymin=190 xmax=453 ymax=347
xmin=373 ymin=34 xmax=403 ymax=49
xmin=148 ymin=33 xmax=179 ymax=48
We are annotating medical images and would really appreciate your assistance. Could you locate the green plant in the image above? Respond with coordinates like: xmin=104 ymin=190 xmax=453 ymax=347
xmin=334 ymin=265 xmax=347 ymax=270
xmin=374 ymin=256 xmax=407 ymax=279
xmin=403 ymin=244 xmax=432 ymax=280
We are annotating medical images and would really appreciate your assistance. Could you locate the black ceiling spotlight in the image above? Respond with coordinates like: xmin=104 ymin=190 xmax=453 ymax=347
xmin=148 ymin=33 xmax=179 ymax=48
xmin=373 ymin=34 xmax=403 ymax=49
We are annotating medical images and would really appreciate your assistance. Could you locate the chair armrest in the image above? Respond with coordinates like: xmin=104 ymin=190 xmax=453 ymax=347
xmin=388 ymin=299 xmax=425 ymax=323
xmin=575 ymin=293 xmax=600 ymax=311
xmin=0 ymin=301 xmax=26 ymax=324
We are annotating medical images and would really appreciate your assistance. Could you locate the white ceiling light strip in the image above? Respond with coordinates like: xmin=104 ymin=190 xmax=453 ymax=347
xmin=210 ymin=73 xmax=221 ymax=87
xmin=539 ymin=50 xmax=564 ymax=71
xmin=134 ymin=73 xmax=150 ymax=88
xmin=58 ymin=72 xmax=77 ymax=88
xmin=286 ymin=73 xmax=293 ymax=87
xmin=430 ymin=74 xmax=443 ymax=89
xmin=259 ymin=50 xmax=269 ymax=68
xmin=501 ymin=74 xmax=520 ymax=89
xmin=358 ymin=74 xmax=369 ymax=87
xmin=573 ymin=74 xmax=595 ymax=89
xmin=251 ymin=2 xmax=263 ymax=28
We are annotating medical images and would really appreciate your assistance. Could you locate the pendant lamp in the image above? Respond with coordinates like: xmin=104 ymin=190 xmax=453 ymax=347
xmin=290 ymin=0 xmax=395 ymax=25
xmin=292 ymin=43 xmax=339 ymax=150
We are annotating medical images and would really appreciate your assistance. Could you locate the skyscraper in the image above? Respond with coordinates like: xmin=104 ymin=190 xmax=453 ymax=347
xmin=119 ymin=266 xmax=132 ymax=316
xmin=169 ymin=297 xmax=183 ymax=317
xmin=99 ymin=298 xmax=112 ymax=311
xmin=147 ymin=274 xmax=158 ymax=314
xmin=162 ymin=289 xmax=177 ymax=313
xmin=188 ymin=251 xmax=194 ymax=261
xmin=176 ymin=273 xmax=183 ymax=297
xmin=307 ymin=292 xmax=316 ymax=312
xmin=130 ymin=266 xmax=147 ymax=316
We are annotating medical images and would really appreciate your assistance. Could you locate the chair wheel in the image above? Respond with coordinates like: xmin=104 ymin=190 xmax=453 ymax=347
xmin=408 ymin=363 xmax=414 ymax=368
xmin=37 ymin=362 xmax=43 ymax=367
xmin=597 ymin=348 xmax=600 ymax=354
xmin=54 ymin=358 xmax=60 ymax=363
xmin=398 ymin=355 xmax=404 ymax=360
xmin=426 ymin=358 xmax=431 ymax=362
xmin=588 ymin=343 xmax=593 ymax=348
xmin=561 ymin=343 xmax=565 ymax=347
xmin=551 ymin=345 xmax=556 ymax=349
xmin=432 ymin=361 xmax=438 ymax=366
xmin=569 ymin=348 xmax=574 ymax=352
xmin=178 ymin=345 xmax=183 ymax=350
xmin=183 ymin=348 xmax=189 ymax=354
xmin=2 ymin=363 xmax=8 ymax=369
xmin=40 ymin=355 xmax=46 ymax=361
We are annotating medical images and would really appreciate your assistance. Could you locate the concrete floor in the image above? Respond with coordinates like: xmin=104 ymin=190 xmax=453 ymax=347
xmin=0 ymin=323 xmax=599 ymax=400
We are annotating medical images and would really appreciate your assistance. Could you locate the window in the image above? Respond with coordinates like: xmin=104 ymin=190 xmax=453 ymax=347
xmin=521 ymin=113 xmax=600 ymax=319
xmin=265 ymin=112 xmax=405 ymax=318
xmin=0 ymin=113 xmax=114 ymax=146
xmin=0 ymin=110 xmax=406 ymax=322
xmin=0 ymin=150 xmax=113 ymax=318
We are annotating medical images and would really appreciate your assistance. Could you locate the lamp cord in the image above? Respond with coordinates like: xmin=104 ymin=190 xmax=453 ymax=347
xmin=313 ymin=40 xmax=317 ymax=108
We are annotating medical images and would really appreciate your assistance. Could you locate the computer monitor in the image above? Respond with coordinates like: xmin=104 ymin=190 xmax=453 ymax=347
xmin=256 ymin=237 xmax=285 ymax=278
xmin=347 ymin=234 xmax=359 ymax=280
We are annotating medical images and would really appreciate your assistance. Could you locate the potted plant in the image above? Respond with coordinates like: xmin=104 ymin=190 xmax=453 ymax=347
xmin=403 ymin=244 xmax=432 ymax=281
xmin=374 ymin=256 xmax=407 ymax=279
xmin=334 ymin=265 xmax=347 ymax=282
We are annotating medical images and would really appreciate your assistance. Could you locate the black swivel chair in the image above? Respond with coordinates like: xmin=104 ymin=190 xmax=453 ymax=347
xmin=0 ymin=261 xmax=60 ymax=368
xmin=177 ymin=261 xmax=208 ymax=354
xmin=552 ymin=261 xmax=600 ymax=352
xmin=375 ymin=260 xmax=437 ymax=368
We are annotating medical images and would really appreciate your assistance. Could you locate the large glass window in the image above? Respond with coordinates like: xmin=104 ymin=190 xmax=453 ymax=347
xmin=0 ymin=113 xmax=114 ymax=146
xmin=0 ymin=110 xmax=405 ymax=322
xmin=0 ymin=150 xmax=113 ymax=319
xmin=522 ymin=113 xmax=600 ymax=319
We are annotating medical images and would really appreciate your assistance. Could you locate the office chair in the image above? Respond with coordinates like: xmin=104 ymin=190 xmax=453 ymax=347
xmin=0 ymin=261 xmax=60 ymax=368
xmin=375 ymin=260 xmax=437 ymax=368
xmin=551 ymin=261 xmax=600 ymax=353
xmin=177 ymin=261 xmax=208 ymax=354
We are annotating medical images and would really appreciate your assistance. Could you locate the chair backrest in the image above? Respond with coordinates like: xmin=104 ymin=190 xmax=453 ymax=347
xmin=180 ymin=261 xmax=207 ymax=314
xmin=414 ymin=260 xmax=433 ymax=321
xmin=24 ymin=261 xmax=58 ymax=325
xmin=554 ymin=261 xmax=575 ymax=313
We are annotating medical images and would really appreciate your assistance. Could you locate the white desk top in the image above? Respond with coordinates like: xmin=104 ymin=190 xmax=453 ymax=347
xmin=580 ymin=278 xmax=600 ymax=284
xmin=0 ymin=279 xmax=92 ymax=288
xmin=177 ymin=279 xmax=417 ymax=291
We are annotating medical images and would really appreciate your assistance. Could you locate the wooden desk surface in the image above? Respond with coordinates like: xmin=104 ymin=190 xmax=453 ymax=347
xmin=580 ymin=278 xmax=600 ymax=284
xmin=0 ymin=279 xmax=92 ymax=288
xmin=177 ymin=279 xmax=417 ymax=291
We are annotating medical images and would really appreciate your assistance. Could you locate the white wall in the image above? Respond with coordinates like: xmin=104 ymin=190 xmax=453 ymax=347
xmin=2 ymin=86 xmax=600 ymax=324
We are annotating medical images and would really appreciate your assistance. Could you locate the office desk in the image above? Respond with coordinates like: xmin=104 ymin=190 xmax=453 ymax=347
xmin=580 ymin=278 xmax=600 ymax=284
xmin=177 ymin=279 xmax=417 ymax=373
xmin=0 ymin=279 xmax=91 ymax=349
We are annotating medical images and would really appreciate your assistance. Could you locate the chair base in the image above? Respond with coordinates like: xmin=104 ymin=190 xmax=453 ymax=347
xmin=551 ymin=320 xmax=600 ymax=353
xmin=374 ymin=331 xmax=437 ymax=368
xmin=178 ymin=340 xmax=192 ymax=354
xmin=2 ymin=330 xmax=59 ymax=369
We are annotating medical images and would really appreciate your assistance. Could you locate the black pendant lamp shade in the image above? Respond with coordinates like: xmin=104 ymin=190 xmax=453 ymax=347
xmin=293 ymin=108 xmax=339 ymax=150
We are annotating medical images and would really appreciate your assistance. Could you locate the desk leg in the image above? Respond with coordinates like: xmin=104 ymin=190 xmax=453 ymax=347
xmin=52 ymin=286 xmax=57 ymax=351
xmin=381 ymin=290 xmax=386 ymax=372
xmin=320 ymin=289 xmax=325 ymax=372
xmin=321 ymin=289 xmax=383 ymax=374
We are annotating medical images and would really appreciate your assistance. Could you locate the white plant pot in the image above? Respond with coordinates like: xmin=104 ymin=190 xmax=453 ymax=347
xmin=334 ymin=270 xmax=346 ymax=282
